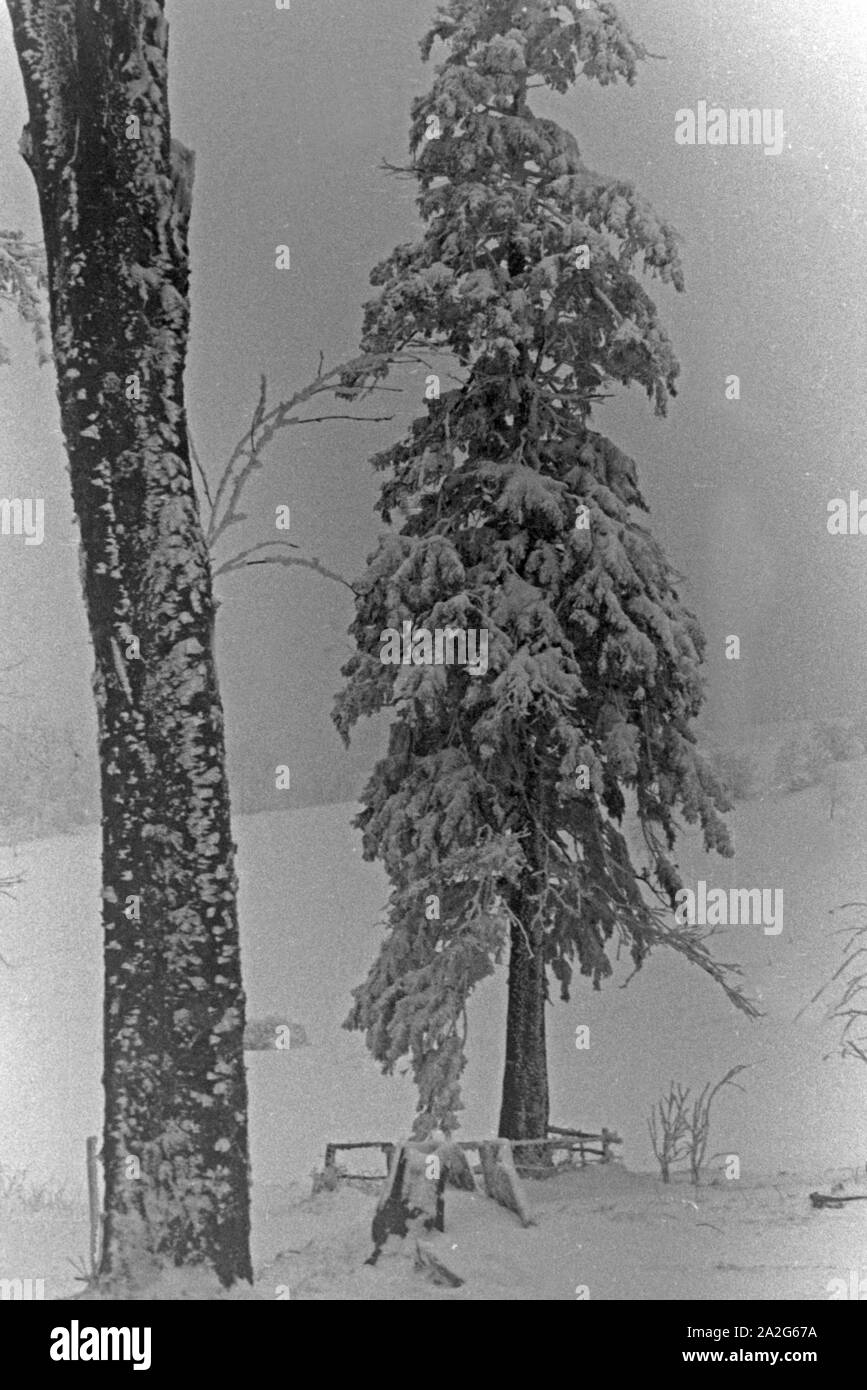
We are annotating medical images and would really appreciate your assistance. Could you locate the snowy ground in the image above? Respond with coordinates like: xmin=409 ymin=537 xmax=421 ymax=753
xmin=2 ymin=1162 xmax=865 ymax=1301
xmin=1 ymin=756 xmax=866 ymax=1299
xmin=254 ymin=1163 xmax=867 ymax=1302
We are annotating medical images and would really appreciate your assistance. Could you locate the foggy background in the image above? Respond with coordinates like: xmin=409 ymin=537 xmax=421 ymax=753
xmin=1 ymin=0 xmax=866 ymax=810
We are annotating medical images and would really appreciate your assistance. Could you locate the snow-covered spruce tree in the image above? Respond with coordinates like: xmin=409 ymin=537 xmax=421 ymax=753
xmin=335 ymin=0 xmax=757 ymax=1145
xmin=6 ymin=1 xmax=251 ymax=1286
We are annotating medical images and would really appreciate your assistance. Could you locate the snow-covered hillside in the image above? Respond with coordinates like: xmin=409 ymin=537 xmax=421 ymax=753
xmin=0 ymin=762 xmax=865 ymax=1298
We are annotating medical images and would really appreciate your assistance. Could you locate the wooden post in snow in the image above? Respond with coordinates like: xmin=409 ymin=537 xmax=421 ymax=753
xmin=479 ymin=1139 xmax=533 ymax=1226
xmin=366 ymin=1141 xmax=446 ymax=1265
xmin=86 ymin=1136 xmax=102 ymax=1278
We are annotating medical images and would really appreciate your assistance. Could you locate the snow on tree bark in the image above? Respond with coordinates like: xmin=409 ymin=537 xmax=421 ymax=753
xmin=6 ymin=0 xmax=252 ymax=1286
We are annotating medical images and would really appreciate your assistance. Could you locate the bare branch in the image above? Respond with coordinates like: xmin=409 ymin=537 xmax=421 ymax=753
xmin=212 ymin=538 xmax=299 ymax=576
xmin=188 ymin=429 xmax=214 ymax=513
xmin=241 ymin=551 xmax=357 ymax=593
xmin=647 ymin=1081 xmax=690 ymax=1183
xmin=204 ymin=359 xmax=402 ymax=549
xmin=805 ymin=903 xmax=867 ymax=1064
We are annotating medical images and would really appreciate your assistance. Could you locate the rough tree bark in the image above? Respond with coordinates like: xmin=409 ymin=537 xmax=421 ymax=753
xmin=6 ymin=0 xmax=252 ymax=1286
xmin=498 ymin=771 xmax=550 ymax=1146
xmin=498 ymin=908 xmax=550 ymax=1144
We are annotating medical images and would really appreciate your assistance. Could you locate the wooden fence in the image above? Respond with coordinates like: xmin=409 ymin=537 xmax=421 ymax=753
xmin=322 ymin=1124 xmax=622 ymax=1184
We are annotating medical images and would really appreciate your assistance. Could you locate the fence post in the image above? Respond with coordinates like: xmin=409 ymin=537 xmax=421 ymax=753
xmin=85 ymin=1136 xmax=102 ymax=1277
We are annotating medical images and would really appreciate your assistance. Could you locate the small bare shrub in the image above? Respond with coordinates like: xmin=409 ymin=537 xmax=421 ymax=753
xmin=683 ymin=1065 xmax=750 ymax=1186
xmin=648 ymin=1065 xmax=749 ymax=1185
xmin=648 ymin=1083 xmax=690 ymax=1183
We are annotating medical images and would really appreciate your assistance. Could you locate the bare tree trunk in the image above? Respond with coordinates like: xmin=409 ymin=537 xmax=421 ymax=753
xmin=6 ymin=0 xmax=252 ymax=1287
xmin=498 ymin=905 xmax=550 ymax=1145
xmin=498 ymin=764 xmax=550 ymax=1149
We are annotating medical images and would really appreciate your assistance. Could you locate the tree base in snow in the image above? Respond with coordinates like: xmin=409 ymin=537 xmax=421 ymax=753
xmin=367 ymin=1142 xmax=446 ymax=1265
xmin=438 ymin=1141 xmax=476 ymax=1191
xmin=479 ymin=1140 xmax=534 ymax=1226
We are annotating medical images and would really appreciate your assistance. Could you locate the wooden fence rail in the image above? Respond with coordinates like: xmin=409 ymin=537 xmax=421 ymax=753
xmin=322 ymin=1125 xmax=621 ymax=1184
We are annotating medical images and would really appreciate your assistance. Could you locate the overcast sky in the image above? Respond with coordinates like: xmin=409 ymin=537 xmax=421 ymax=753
xmin=2 ymin=0 xmax=866 ymax=804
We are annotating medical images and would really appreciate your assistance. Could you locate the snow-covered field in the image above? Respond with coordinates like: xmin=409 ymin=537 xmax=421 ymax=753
xmin=1 ymin=763 xmax=865 ymax=1299
xmin=253 ymin=1164 xmax=867 ymax=1302
xmin=2 ymin=1162 xmax=865 ymax=1301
